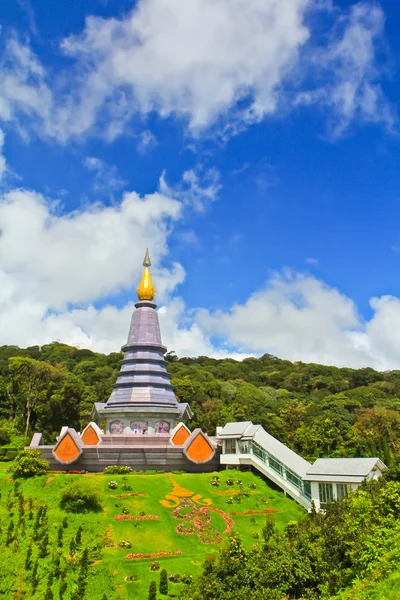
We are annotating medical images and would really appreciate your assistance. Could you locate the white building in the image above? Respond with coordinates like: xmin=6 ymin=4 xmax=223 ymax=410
xmin=303 ymin=457 xmax=386 ymax=510
xmin=217 ymin=421 xmax=386 ymax=511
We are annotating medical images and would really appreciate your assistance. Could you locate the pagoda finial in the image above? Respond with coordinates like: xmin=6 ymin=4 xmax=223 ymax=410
xmin=137 ymin=249 xmax=156 ymax=301
xmin=143 ymin=248 xmax=151 ymax=267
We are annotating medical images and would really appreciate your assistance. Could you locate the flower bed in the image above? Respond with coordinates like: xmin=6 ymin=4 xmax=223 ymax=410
xmin=126 ymin=551 xmax=182 ymax=560
xmin=107 ymin=492 xmax=146 ymax=498
xmin=176 ymin=523 xmax=196 ymax=535
xmin=121 ymin=484 xmax=133 ymax=491
xmin=172 ymin=498 xmax=197 ymax=520
xmin=174 ymin=503 xmax=234 ymax=543
xmin=115 ymin=515 xmax=159 ymax=521
xmin=229 ymin=508 xmax=277 ymax=516
xmin=108 ymin=481 xmax=118 ymax=490
xmin=199 ymin=507 xmax=234 ymax=534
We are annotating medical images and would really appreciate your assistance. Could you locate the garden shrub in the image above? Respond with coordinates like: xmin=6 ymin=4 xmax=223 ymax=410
xmin=160 ymin=568 xmax=168 ymax=595
xmin=0 ymin=427 xmax=11 ymax=446
xmin=103 ymin=465 xmax=132 ymax=474
xmin=11 ymin=449 xmax=49 ymax=478
xmin=5 ymin=449 xmax=18 ymax=460
xmin=148 ymin=580 xmax=157 ymax=600
xmin=60 ymin=479 xmax=103 ymax=513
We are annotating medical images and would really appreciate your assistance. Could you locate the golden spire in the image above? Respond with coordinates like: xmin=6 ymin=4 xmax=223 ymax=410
xmin=137 ymin=248 xmax=156 ymax=301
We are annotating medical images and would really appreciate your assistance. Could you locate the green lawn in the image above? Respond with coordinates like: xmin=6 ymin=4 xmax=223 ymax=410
xmin=0 ymin=465 xmax=304 ymax=599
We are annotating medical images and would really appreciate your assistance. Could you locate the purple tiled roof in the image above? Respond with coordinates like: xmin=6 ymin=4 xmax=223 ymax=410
xmin=105 ymin=300 xmax=181 ymax=411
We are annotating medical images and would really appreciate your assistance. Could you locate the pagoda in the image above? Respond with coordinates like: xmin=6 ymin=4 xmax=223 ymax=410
xmin=93 ymin=249 xmax=192 ymax=436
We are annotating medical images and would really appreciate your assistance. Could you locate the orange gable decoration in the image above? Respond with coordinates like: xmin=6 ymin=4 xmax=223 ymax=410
xmin=53 ymin=429 xmax=82 ymax=465
xmin=171 ymin=423 xmax=191 ymax=446
xmin=81 ymin=422 xmax=101 ymax=446
xmin=184 ymin=430 xmax=215 ymax=464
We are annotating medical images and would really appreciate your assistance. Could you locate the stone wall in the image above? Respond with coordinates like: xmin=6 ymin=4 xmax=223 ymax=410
xmin=38 ymin=443 xmax=221 ymax=473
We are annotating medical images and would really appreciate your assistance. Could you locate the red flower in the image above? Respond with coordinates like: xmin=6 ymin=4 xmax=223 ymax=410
xmin=126 ymin=551 xmax=182 ymax=560
xmin=115 ymin=515 xmax=159 ymax=521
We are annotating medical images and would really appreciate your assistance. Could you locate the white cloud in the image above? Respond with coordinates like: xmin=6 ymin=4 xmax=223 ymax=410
xmin=0 ymin=1 xmax=394 ymax=142
xmin=305 ymin=257 xmax=319 ymax=266
xmin=0 ymin=129 xmax=6 ymax=182
xmin=160 ymin=167 xmax=221 ymax=212
xmin=2 ymin=198 xmax=400 ymax=370
xmin=60 ymin=0 xmax=309 ymax=136
xmin=83 ymin=156 xmax=127 ymax=193
xmin=138 ymin=130 xmax=158 ymax=154
xmin=0 ymin=37 xmax=53 ymax=131
xmin=296 ymin=3 xmax=395 ymax=136
xmin=0 ymin=186 xmax=182 ymax=309
xmin=194 ymin=271 xmax=400 ymax=370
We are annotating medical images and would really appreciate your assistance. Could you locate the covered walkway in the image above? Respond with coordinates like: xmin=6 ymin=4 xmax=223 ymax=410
xmin=217 ymin=422 xmax=386 ymax=511
xmin=217 ymin=422 xmax=312 ymax=510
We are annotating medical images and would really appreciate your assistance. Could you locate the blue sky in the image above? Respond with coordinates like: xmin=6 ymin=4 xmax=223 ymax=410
xmin=1 ymin=0 xmax=400 ymax=369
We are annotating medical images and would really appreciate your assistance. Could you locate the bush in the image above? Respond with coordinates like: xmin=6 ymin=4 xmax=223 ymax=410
xmin=60 ymin=479 xmax=103 ymax=513
xmin=103 ymin=465 xmax=132 ymax=475
xmin=160 ymin=569 xmax=168 ymax=595
xmin=11 ymin=449 xmax=49 ymax=478
xmin=148 ymin=580 xmax=157 ymax=600
xmin=0 ymin=427 xmax=11 ymax=446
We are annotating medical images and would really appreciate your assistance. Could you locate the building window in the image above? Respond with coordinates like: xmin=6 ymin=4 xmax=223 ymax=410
xmin=302 ymin=481 xmax=312 ymax=500
xmin=155 ymin=421 xmax=170 ymax=434
xmin=336 ymin=483 xmax=349 ymax=500
xmin=251 ymin=441 xmax=267 ymax=463
xmin=285 ymin=468 xmax=302 ymax=490
xmin=239 ymin=441 xmax=250 ymax=454
xmin=269 ymin=455 xmax=284 ymax=476
xmin=319 ymin=483 xmax=334 ymax=507
xmin=110 ymin=420 xmax=124 ymax=434
xmin=225 ymin=439 xmax=236 ymax=454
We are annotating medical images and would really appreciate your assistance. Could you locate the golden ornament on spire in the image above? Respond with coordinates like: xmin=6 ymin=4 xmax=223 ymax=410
xmin=137 ymin=248 xmax=156 ymax=301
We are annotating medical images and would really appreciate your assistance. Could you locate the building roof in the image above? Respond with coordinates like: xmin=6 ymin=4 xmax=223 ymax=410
xmin=253 ymin=427 xmax=311 ymax=477
xmin=218 ymin=421 xmax=311 ymax=477
xmin=218 ymin=421 xmax=254 ymax=438
xmin=178 ymin=402 xmax=193 ymax=421
xmin=304 ymin=457 xmax=385 ymax=480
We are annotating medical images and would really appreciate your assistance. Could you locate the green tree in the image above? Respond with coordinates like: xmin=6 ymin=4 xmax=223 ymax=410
xmin=159 ymin=568 xmax=168 ymax=595
xmin=148 ymin=579 xmax=157 ymax=600
xmin=9 ymin=357 xmax=55 ymax=438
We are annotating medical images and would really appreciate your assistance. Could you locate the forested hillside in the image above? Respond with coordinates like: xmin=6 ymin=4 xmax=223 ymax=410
xmin=0 ymin=342 xmax=399 ymax=465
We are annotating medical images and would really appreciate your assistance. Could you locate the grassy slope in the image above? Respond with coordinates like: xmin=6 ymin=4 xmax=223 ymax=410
xmin=0 ymin=464 xmax=303 ymax=599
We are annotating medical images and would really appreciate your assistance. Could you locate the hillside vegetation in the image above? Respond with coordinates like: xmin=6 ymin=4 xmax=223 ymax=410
xmin=0 ymin=342 xmax=399 ymax=466
xmin=0 ymin=342 xmax=400 ymax=599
